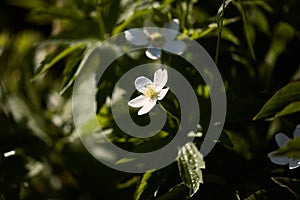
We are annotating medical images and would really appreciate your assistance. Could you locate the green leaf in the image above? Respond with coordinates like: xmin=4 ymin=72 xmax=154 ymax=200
xmin=248 ymin=8 xmax=270 ymax=34
xmin=156 ymin=183 xmax=189 ymax=200
xmin=113 ymin=8 xmax=154 ymax=34
xmin=275 ymin=101 xmax=300 ymax=117
xmin=272 ymin=177 xmax=300 ymax=198
xmin=59 ymin=47 xmax=85 ymax=93
xmin=112 ymin=0 xmax=174 ymax=34
xmin=134 ymin=168 xmax=169 ymax=200
xmin=134 ymin=171 xmax=154 ymax=200
xmin=116 ymin=176 xmax=140 ymax=189
xmin=234 ymin=0 xmax=256 ymax=60
xmin=241 ymin=0 xmax=274 ymax=13
xmin=253 ymin=81 xmax=300 ymax=120
xmin=258 ymin=22 xmax=295 ymax=88
xmin=177 ymin=142 xmax=205 ymax=197
xmin=221 ymin=28 xmax=240 ymax=46
xmin=7 ymin=95 xmax=52 ymax=145
xmin=188 ymin=17 xmax=240 ymax=39
xmin=33 ymin=43 xmax=86 ymax=80
xmin=32 ymin=7 xmax=86 ymax=22
xmin=115 ymin=158 xmax=135 ymax=165
xmin=223 ymin=129 xmax=253 ymax=160
xmin=58 ymin=43 xmax=98 ymax=95
xmin=245 ymin=189 xmax=269 ymax=200
xmin=272 ymin=136 xmax=300 ymax=159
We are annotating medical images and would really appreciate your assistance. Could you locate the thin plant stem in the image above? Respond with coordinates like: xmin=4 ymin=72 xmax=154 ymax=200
xmin=158 ymin=101 xmax=180 ymax=128
xmin=215 ymin=0 xmax=226 ymax=65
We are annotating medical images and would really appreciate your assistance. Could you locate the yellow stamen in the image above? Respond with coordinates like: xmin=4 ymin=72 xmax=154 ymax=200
xmin=150 ymin=32 xmax=165 ymax=47
xmin=144 ymin=85 xmax=158 ymax=99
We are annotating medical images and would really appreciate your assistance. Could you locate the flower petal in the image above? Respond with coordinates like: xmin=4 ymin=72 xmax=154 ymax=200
xmin=128 ymin=95 xmax=148 ymax=108
xmin=162 ymin=19 xmax=180 ymax=41
xmin=145 ymin=48 xmax=161 ymax=60
xmin=135 ymin=76 xmax=153 ymax=93
xmin=293 ymin=124 xmax=300 ymax=138
xmin=157 ymin=87 xmax=169 ymax=100
xmin=275 ymin=133 xmax=291 ymax=147
xmin=268 ymin=151 xmax=290 ymax=165
xmin=138 ymin=99 xmax=157 ymax=115
xmin=163 ymin=40 xmax=186 ymax=55
xmin=289 ymin=159 xmax=300 ymax=169
xmin=153 ymin=69 xmax=168 ymax=91
xmin=125 ymin=29 xmax=149 ymax=46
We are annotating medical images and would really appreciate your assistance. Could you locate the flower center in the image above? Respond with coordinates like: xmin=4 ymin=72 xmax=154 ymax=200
xmin=149 ymin=32 xmax=165 ymax=47
xmin=144 ymin=85 xmax=158 ymax=99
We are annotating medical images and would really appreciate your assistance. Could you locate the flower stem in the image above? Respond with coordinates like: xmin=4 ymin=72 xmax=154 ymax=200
xmin=158 ymin=102 xmax=180 ymax=128
xmin=215 ymin=0 xmax=226 ymax=65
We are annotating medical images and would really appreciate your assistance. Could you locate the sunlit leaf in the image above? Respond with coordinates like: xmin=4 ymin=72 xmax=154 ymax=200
xmin=156 ymin=183 xmax=189 ymax=200
xmin=116 ymin=176 xmax=140 ymax=189
xmin=134 ymin=168 xmax=169 ymax=200
xmin=275 ymin=101 xmax=300 ymax=117
xmin=31 ymin=7 xmax=86 ymax=22
xmin=114 ymin=9 xmax=154 ymax=34
xmin=217 ymin=0 xmax=232 ymax=17
xmin=113 ymin=0 xmax=174 ymax=34
xmin=33 ymin=43 xmax=86 ymax=79
xmin=134 ymin=170 xmax=154 ymax=200
xmin=60 ymin=42 xmax=106 ymax=94
xmin=272 ymin=177 xmax=300 ymax=199
xmin=253 ymin=81 xmax=300 ymax=120
xmin=60 ymin=47 xmax=85 ymax=93
xmin=115 ymin=158 xmax=136 ymax=165
xmin=188 ymin=17 xmax=240 ymax=39
xmin=245 ymin=189 xmax=269 ymax=200
xmin=177 ymin=142 xmax=205 ymax=197
xmin=248 ymin=8 xmax=270 ymax=34
xmin=221 ymin=28 xmax=240 ymax=45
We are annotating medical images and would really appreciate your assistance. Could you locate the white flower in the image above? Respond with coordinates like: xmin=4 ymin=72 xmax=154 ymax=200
xmin=268 ymin=125 xmax=300 ymax=169
xmin=128 ymin=69 xmax=169 ymax=115
xmin=124 ymin=19 xmax=186 ymax=60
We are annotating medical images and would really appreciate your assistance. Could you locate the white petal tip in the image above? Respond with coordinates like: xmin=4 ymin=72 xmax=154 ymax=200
xmin=145 ymin=48 xmax=161 ymax=60
xmin=172 ymin=19 xmax=179 ymax=24
xmin=289 ymin=165 xmax=300 ymax=170
xmin=137 ymin=109 xmax=149 ymax=115
xmin=137 ymin=112 xmax=146 ymax=116
xmin=128 ymin=95 xmax=148 ymax=108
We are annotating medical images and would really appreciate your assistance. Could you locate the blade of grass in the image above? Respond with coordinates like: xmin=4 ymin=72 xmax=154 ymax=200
xmin=215 ymin=0 xmax=227 ymax=65
xmin=235 ymin=0 xmax=256 ymax=61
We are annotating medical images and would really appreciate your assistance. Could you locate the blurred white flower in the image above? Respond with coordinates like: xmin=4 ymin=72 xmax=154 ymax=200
xmin=124 ymin=19 xmax=186 ymax=60
xmin=128 ymin=69 xmax=169 ymax=115
xmin=268 ymin=125 xmax=300 ymax=169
